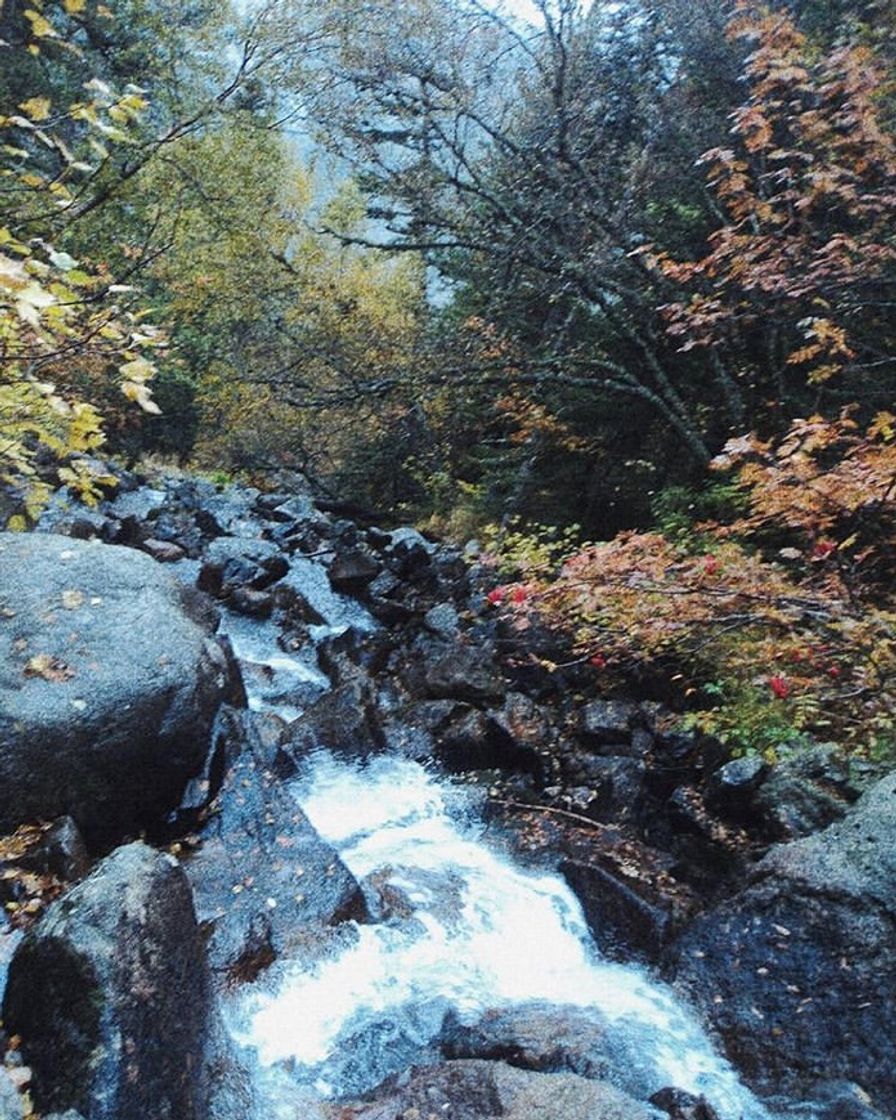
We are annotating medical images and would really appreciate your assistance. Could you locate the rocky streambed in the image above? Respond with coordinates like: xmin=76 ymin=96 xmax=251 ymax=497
xmin=0 ymin=469 xmax=893 ymax=1120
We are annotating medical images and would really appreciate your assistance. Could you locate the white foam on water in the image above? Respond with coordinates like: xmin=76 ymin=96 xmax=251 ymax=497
xmin=228 ymin=754 xmax=777 ymax=1120
xmin=220 ymin=611 xmax=330 ymax=724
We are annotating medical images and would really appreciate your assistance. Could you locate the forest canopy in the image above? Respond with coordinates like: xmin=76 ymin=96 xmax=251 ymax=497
xmin=1 ymin=0 xmax=894 ymax=753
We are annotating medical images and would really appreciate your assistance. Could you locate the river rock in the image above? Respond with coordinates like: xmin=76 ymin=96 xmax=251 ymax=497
xmin=185 ymin=709 xmax=367 ymax=981
xmin=428 ymin=705 xmax=541 ymax=775
xmin=378 ymin=526 xmax=435 ymax=578
xmin=424 ymin=602 xmax=461 ymax=638
xmin=439 ymin=1004 xmax=665 ymax=1099
xmin=328 ymin=549 xmax=381 ymax=593
xmin=771 ymin=1080 xmax=892 ymax=1120
xmin=2 ymin=842 xmax=211 ymax=1120
xmin=705 ymin=756 xmax=769 ymax=819
xmin=492 ymin=804 xmax=697 ymax=962
xmin=0 ymin=1069 xmax=24 ymax=1120
xmin=198 ymin=537 xmax=289 ymax=599
xmin=753 ymin=744 xmax=859 ymax=839
xmin=145 ymin=509 xmax=205 ymax=557
xmin=280 ymin=679 xmax=384 ymax=761
xmin=669 ymin=770 xmax=896 ymax=1111
xmin=580 ymin=699 xmax=639 ymax=747
xmin=141 ymin=537 xmax=186 ymax=563
xmin=0 ymin=533 xmax=230 ymax=836
xmin=330 ymin=1060 xmax=662 ymax=1120
xmin=228 ymin=587 xmax=274 ymax=618
xmin=648 ymin=1087 xmax=719 ymax=1120
xmin=103 ymin=486 xmax=166 ymax=524
xmin=422 ymin=644 xmax=504 ymax=702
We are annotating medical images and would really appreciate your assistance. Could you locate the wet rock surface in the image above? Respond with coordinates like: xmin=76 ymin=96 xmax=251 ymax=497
xmin=648 ymin=1087 xmax=720 ymax=1120
xmin=2 ymin=842 xmax=211 ymax=1120
xmin=438 ymin=1004 xmax=672 ymax=1102
xmin=184 ymin=707 xmax=367 ymax=982
xmin=330 ymin=1059 xmax=663 ymax=1120
xmin=669 ymin=771 xmax=896 ymax=1112
xmin=0 ymin=533 xmax=231 ymax=837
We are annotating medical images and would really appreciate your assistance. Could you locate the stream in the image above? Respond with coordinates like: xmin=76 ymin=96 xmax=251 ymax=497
xmin=211 ymin=583 xmax=780 ymax=1120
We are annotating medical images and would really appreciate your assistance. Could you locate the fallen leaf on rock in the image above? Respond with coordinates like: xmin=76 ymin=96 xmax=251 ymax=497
xmin=24 ymin=654 xmax=74 ymax=682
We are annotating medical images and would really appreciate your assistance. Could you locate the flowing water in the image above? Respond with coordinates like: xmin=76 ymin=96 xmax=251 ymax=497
xmin=199 ymin=551 xmax=781 ymax=1119
xmin=223 ymin=746 xmax=776 ymax=1120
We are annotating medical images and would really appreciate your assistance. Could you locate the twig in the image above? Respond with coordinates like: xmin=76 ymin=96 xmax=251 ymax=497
xmin=488 ymin=797 xmax=607 ymax=832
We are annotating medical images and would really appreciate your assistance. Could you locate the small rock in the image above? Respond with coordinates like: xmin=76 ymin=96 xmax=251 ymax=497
xmin=228 ymin=587 xmax=274 ymax=618
xmin=706 ymin=755 xmax=769 ymax=818
xmin=580 ymin=700 xmax=638 ymax=746
xmin=146 ymin=509 xmax=204 ymax=558
xmin=383 ymin=526 xmax=435 ymax=578
xmin=17 ymin=817 xmax=90 ymax=881
xmin=649 ymin=1086 xmax=720 ymax=1120
xmin=367 ymin=570 xmax=402 ymax=599
xmin=328 ymin=550 xmax=380 ymax=593
xmin=433 ymin=708 xmax=538 ymax=775
xmin=424 ymin=646 xmax=504 ymax=703
xmin=141 ymin=537 xmax=186 ymax=563
xmin=629 ymin=728 xmax=655 ymax=759
xmin=198 ymin=537 xmax=289 ymax=599
xmin=424 ymin=603 xmax=460 ymax=639
xmin=576 ymin=756 xmax=646 ymax=824
xmin=280 ymin=679 xmax=384 ymax=761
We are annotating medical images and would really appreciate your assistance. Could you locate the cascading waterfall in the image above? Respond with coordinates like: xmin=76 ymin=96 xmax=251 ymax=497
xmin=223 ymin=747 xmax=776 ymax=1120
xmin=193 ymin=545 xmax=791 ymax=1120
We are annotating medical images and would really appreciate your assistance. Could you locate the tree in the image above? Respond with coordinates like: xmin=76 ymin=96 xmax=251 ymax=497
xmin=0 ymin=3 xmax=166 ymax=516
xmin=641 ymin=2 xmax=896 ymax=430
xmin=0 ymin=0 xmax=299 ymax=487
xmin=264 ymin=0 xmax=753 ymax=464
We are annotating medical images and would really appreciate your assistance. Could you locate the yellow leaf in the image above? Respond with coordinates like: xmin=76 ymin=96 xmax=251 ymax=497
xmin=24 ymin=9 xmax=57 ymax=38
xmin=63 ymin=0 xmax=87 ymax=11
xmin=24 ymin=654 xmax=74 ymax=682
xmin=119 ymin=357 xmax=154 ymax=382
xmin=18 ymin=97 xmax=51 ymax=122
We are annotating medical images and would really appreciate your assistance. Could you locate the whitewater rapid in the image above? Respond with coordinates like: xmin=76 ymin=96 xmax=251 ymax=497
xmin=225 ymin=751 xmax=773 ymax=1120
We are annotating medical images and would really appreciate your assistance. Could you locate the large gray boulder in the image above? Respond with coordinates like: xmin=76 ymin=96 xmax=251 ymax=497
xmin=185 ymin=708 xmax=367 ymax=982
xmin=439 ymin=1004 xmax=662 ymax=1101
xmin=669 ymin=771 xmax=896 ymax=1112
xmin=327 ymin=1060 xmax=662 ymax=1120
xmin=2 ymin=842 xmax=211 ymax=1120
xmin=0 ymin=533 xmax=231 ymax=835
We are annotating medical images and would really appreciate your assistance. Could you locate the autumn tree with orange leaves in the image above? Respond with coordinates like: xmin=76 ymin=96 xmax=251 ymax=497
xmin=639 ymin=2 xmax=896 ymax=421
xmin=494 ymin=5 xmax=896 ymax=758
